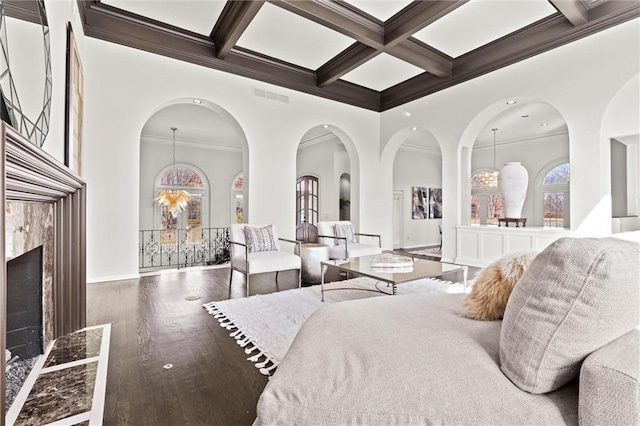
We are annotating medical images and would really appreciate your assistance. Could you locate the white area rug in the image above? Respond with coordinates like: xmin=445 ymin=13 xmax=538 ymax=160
xmin=203 ymin=277 xmax=466 ymax=375
xmin=408 ymin=247 xmax=442 ymax=258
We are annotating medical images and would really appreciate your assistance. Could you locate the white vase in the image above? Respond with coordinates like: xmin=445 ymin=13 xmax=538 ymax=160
xmin=499 ymin=162 xmax=529 ymax=218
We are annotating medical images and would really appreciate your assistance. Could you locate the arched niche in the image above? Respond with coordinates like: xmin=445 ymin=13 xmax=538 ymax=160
xmin=138 ymin=99 xmax=248 ymax=232
xmin=387 ymin=126 xmax=443 ymax=249
xmin=295 ymin=124 xmax=358 ymax=241
xmin=460 ymin=98 xmax=570 ymax=228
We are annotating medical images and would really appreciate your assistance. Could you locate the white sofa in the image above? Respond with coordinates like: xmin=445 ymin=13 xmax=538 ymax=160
xmin=255 ymin=237 xmax=640 ymax=425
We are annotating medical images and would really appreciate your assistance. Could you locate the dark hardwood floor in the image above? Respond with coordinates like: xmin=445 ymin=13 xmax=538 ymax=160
xmin=87 ymin=255 xmax=477 ymax=425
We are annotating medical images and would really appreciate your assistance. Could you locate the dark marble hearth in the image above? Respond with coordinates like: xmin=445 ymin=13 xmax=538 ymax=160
xmin=43 ymin=329 xmax=103 ymax=368
xmin=7 ymin=325 xmax=110 ymax=426
xmin=15 ymin=362 xmax=97 ymax=425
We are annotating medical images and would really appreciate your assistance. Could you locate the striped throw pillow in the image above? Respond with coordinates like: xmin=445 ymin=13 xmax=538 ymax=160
xmin=333 ymin=224 xmax=355 ymax=246
xmin=244 ymin=225 xmax=277 ymax=253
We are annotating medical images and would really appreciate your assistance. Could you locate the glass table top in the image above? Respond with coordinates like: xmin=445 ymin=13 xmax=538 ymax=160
xmin=322 ymin=255 xmax=464 ymax=284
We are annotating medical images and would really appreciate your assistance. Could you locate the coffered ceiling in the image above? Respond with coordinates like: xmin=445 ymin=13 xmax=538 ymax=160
xmin=80 ymin=0 xmax=639 ymax=112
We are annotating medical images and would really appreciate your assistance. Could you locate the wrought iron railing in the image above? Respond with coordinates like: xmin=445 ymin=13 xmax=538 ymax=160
xmin=139 ymin=227 xmax=230 ymax=270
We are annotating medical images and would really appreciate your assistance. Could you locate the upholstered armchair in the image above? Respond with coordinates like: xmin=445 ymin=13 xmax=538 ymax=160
xmin=228 ymin=224 xmax=301 ymax=296
xmin=316 ymin=221 xmax=382 ymax=260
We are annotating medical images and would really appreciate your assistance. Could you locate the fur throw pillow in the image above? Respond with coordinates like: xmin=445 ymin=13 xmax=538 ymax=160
xmin=461 ymin=251 xmax=537 ymax=321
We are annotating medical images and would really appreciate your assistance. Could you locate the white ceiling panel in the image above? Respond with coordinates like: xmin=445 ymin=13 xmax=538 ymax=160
xmin=237 ymin=3 xmax=355 ymax=70
xmin=346 ymin=0 xmax=412 ymax=21
xmin=341 ymin=53 xmax=424 ymax=91
xmin=103 ymin=0 xmax=226 ymax=36
xmin=413 ymin=0 xmax=558 ymax=58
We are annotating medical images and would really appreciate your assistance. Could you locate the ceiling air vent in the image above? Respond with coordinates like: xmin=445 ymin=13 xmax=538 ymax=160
xmin=253 ymin=87 xmax=289 ymax=104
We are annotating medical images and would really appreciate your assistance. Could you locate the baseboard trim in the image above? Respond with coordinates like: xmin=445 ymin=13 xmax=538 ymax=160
xmin=87 ymin=273 xmax=141 ymax=284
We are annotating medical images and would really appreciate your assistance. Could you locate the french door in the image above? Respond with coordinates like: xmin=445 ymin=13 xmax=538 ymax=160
xmin=296 ymin=176 xmax=318 ymax=243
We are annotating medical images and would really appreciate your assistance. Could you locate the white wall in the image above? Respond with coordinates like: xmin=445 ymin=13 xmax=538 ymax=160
xmin=139 ymin=137 xmax=242 ymax=229
xmin=393 ymin=147 xmax=442 ymax=247
xmin=33 ymin=1 xmax=639 ymax=280
xmin=471 ymin=133 xmax=570 ymax=225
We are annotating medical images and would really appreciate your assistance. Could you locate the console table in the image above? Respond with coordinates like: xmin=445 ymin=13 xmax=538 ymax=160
xmin=498 ymin=218 xmax=527 ymax=227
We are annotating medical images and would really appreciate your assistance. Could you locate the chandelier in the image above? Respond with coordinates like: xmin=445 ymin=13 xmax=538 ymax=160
xmin=154 ymin=127 xmax=191 ymax=217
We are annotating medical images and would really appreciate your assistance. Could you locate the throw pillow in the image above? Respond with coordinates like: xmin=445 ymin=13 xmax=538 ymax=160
xmin=499 ymin=237 xmax=640 ymax=394
xmin=333 ymin=224 xmax=355 ymax=246
xmin=244 ymin=225 xmax=277 ymax=253
xmin=461 ymin=251 xmax=536 ymax=321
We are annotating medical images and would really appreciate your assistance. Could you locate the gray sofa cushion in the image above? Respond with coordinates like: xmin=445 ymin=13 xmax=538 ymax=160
xmin=500 ymin=237 xmax=640 ymax=394
xmin=579 ymin=329 xmax=639 ymax=426
xmin=256 ymin=293 xmax=578 ymax=425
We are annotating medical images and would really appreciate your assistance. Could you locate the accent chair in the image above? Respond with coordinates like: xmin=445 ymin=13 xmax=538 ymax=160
xmin=316 ymin=220 xmax=382 ymax=260
xmin=228 ymin=224 xmax=301 ymax=296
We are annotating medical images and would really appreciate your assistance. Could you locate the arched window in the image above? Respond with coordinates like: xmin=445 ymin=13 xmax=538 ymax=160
xmin=470 ymin=170 xmax=502 ymax=225
xmin=540 ymin=163 xmax=570 ymax=228
xmin=155 ymin=165 xmax=208 ymax=244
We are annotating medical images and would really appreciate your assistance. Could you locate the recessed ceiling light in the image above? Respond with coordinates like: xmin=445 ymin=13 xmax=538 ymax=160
xmin=193 ymin=99 xmax=202 ymax=104
xmin=541 ymin=123 xmax=549 ymax=126
xmin=402 ymin=111 xmax=412 ymax=117
xmin=411 ymin=127 xmax=417 ymax=131
xmin=506 ymin=100 xmax=517 ymax=105
xmin=323 ymin=124 xmax=329 ymax=129
xmin=521 ymin=115 xmax=529 ymax=118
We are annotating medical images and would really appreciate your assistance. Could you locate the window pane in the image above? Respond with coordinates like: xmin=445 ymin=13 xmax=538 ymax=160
xmin=235 ymin=194 xmax=244 ymax=224
xmin=470 ymin=195 xmax=480 ymax=225
xmin=543 ymin=164 xmax=570 ymax=185
xmin=543 ymin=192 xmax=564 ymax=228
xmin=186 ymin=195 xmax=202 ymax=243
xmin=471 ymin=170 xmax=499 ymax=189
xmin=160 ymin=205 xmax=177 ymax=244
xmin=161 ymin=168 xmax=204 ymax=187
xmin=486 ymin=195 xmax=503 ymax=225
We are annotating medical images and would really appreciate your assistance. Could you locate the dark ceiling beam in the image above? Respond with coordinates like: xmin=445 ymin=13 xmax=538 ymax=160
xmin=210 ymin=1 xmax=265 ymax=59
xmin=79 ymin=2 xmax=381 ymax=111
xmin=384 ymin=0 xmax=469 ymax=46
xmin=387 ymin=39 xmax=452 ymax=78
xmin=550 ymin=0 xmax=588 ymax=26
xmin=381 ymin=1 xmax=640 ymax=110
xmin=317 ymin=42 xmax=379 ymax=87
xmin=2 ymin=0 xmax=48 ymax=25
xmin=268 ymin=0 xmax=384 ymax=49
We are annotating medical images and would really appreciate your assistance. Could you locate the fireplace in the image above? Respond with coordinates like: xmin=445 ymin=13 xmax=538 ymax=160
xmin=6 ymin=246 xmax=44 ymax=360
xmin=1 ymin=122 xmax=87 ymax=420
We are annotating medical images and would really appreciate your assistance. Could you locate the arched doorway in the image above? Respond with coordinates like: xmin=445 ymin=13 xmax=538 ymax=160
xmin=138 ymin=99 xmax=248 ymax=270
xmin=296 ymin=125 xmax=353 ymax=242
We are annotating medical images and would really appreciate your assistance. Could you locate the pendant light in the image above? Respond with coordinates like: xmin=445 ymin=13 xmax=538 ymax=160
xmin=154 ymin=127 xmax=191 ymax=217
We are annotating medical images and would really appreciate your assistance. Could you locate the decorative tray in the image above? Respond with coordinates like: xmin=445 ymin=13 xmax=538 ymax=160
xmin=370 ymin=254 xmax=414 ymax=268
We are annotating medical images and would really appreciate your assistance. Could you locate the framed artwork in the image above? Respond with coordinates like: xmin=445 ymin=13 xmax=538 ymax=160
xmin=429 ymin=188 xmax=443 ymax=219
xmin=64 ymin=23 xmax=84 ymax=175
xmin=412 ymin=186 xmax=428 ymax=219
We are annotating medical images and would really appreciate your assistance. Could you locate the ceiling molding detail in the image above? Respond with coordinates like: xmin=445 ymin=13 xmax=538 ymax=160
xmin=78 ymin=0 xmax=640 ymax=112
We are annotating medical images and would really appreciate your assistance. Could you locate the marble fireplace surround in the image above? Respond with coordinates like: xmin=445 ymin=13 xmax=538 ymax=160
xmin=0 ymin=123 xmax=86 ymax=420
xmin=6 ymin=202 xmax=54 ymax=350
